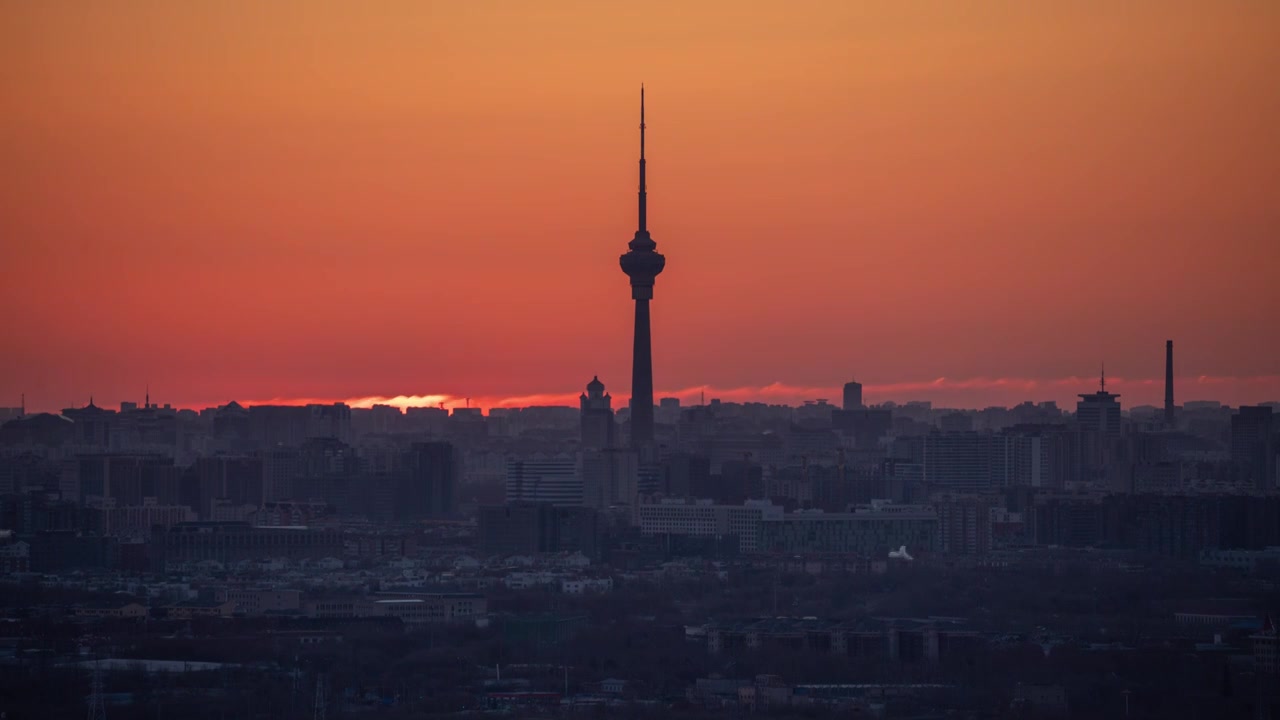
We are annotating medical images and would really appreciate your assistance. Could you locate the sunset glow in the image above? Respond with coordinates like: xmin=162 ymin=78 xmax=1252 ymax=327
xmin=230 ymin=374 xmax=1280 ymax=415
xmin=3 ymin=1 xmax=1277 ymax=412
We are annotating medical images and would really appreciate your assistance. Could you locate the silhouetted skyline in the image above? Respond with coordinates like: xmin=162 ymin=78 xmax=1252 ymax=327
xmin=4 ymin=6 xmax=1280 ymax=718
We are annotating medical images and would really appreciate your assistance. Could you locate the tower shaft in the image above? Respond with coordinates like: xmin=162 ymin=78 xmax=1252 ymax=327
xmin=631 ymin=299 xmax=654 ymax=448
xmin=1165 ymin=340 xmax=1175 ymax=428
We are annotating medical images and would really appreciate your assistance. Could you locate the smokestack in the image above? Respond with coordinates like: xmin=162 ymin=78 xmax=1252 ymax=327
xmin=1164 ymin=340 xmax=1175 ymax=428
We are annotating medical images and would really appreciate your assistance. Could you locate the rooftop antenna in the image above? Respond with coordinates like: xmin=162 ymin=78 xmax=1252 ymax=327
xmin=20 ymin=392 xmax=24 ymax=416
xmin=145 ymin=383 xmax=150 ymax=409
xmin=1100 ymin=363 xmax=1106 ymax=393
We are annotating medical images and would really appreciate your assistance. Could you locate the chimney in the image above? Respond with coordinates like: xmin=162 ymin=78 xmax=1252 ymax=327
xmin=1164 ymin=340 xmax=1175 ymax=428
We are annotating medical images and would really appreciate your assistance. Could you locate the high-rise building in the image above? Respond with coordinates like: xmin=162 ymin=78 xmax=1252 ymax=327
xmin=832 ymin=407 xmax=893 ymax=450
xmin=581 ymin=448 xmax=639 ymax=509
xmin=1232 ymin=406 xmax=1276 ymax=491
xmin=260 ymin=446 xmax=302 ymax=502
xmin=579 ymin=376 xmax=616 ymax=450
xmin=619 ymin=86 xmax=666 ymax=453
xmin=478 ymin=503 xmax=600 ymax=558
xmin=1076 ymin=371 xmax=1122 ymax=437
xmin=842 ymin=380 xmax=864 ymax=411
xmin=1076 ymin=370 xmax=1122 ymax=484
xmin=939 ymin=412 xmax=973 ymax=433
xmin=932 ymin=494 xmax=993 ymax=555
xmin=506 ymin=454 xmax=582 ymax=506
xmin=1164 ymin=340 xmax=1176 ymax=428
xmin=662 ymin=453 xmax=711 ymax=498
xmin=61 ymin=400 xmax=114 ymax=448
xmin=401 ymin=442 xmax=456 ymax=519
xmin=922 ymin=432 xmax=998 ymax=492
xmin=657 ymin=397 xmax=682 ymax=425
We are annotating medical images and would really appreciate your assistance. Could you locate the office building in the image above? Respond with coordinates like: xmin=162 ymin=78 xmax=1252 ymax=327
xmin=581 ymin=448 xmax=638 ymax=508
xmin=151 ymin=522 xmax=345 ymax=570
xmin=932 ymin=494 xmax=993 ymax=555
xmin=922 ymin=432 xmax=998 ymax=492
xmin=842 ymin=380 xmax=864 ymax=411
xmin=1233 ymin=406 xmax=1276 ymax=491
xmin=1076 ymin=371 xmax=1122 ymax=484
xmin=758 ymin=502 xmax=938 ymax=556
xmin=634 ymin=498 xmax=782 ymax=553
xmin=506 ymin=454 xmax=582 ymax=506
xmin=401 ymin=441 xmax=456 ymax=519
xmin=478 ymin=503 xmax=600 ymax=558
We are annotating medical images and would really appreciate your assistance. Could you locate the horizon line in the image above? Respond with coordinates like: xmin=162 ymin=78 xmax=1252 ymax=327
xmin=17 ymin=373 xmax=1280 ymax=415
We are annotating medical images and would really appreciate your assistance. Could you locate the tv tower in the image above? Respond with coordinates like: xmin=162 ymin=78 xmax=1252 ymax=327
xmin=619 ymin=85 xmax=666 ymax=452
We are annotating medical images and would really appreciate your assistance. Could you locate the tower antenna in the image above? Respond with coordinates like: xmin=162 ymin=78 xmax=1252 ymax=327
xmin=638 ymin=84 xmax=647 ymax=233
xmin=1100 ymin=363 xmax=1106 ymax=393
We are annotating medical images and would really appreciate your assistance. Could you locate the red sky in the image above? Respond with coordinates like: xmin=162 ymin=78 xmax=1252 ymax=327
xmin=2 ymin=2 xmax=1278 ymax=413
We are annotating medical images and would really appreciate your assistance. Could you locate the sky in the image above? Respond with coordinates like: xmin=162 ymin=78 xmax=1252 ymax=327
xmin=2 ymin=1 xmax=1278 ymax=413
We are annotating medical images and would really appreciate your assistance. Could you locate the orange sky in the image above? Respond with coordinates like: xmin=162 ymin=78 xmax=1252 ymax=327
xmin=2 ymin=1 xmax=1278 ymax=412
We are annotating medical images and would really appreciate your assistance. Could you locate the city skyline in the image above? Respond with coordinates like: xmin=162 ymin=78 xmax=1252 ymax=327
xmin=3 ymin=1 xmax=1278 ymax=415
xmin=10 ymin=369 xmax=1280 ymax=416
xmin=3 ymin=4 xmax=1279 ymax=716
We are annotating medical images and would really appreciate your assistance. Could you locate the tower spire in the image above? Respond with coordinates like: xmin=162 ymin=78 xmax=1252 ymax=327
xmin=638 ymin=84 xmax=647 ymax=234
xmin=619 ymin=84 xmax=666 ymax=454
xmin=1100 ymin=363 xmax=1106 ymax=393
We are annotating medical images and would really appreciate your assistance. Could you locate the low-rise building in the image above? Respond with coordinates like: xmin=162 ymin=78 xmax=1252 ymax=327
xmin=214 ymin=587 xmax=302 ymax=615
xmin=75 ymin=601 xmax=148 ymax=620
xmin=634 ymin=499 xmax=782 ymax=553
xmin=758 ymin=502 xmax=938 ymax=557
xmin=705 ymin=616 xmax=979 ymax=664
xmin=560 ymin=578 xmax=612 ymax=594
xmin=302 ymin=592 xmax=486 ymax=625
xmin=164 ymin=599 xmax=236 ymax=619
